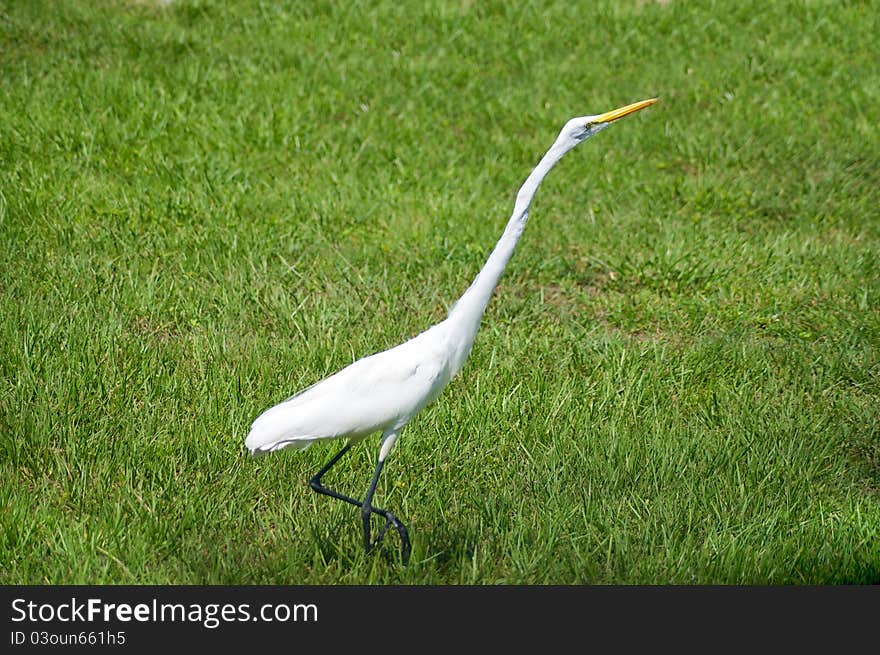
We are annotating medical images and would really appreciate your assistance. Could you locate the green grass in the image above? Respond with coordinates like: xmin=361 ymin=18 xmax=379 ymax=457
xmin=1 ymin=0 xmax=878 ymax=584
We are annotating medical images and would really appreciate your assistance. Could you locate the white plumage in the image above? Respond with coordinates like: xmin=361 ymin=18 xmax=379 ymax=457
xmin=246 ymin=322 xmax=453 ymax=456
xmin=246 ymin=99 xmax=658 ymax=562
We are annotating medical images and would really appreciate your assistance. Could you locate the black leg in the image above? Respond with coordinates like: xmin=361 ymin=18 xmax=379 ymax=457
xmin=361 ymin=459 xmax=385 ymax=552
xmin=308 ymin=443 xmax=364 ymax=509
xmin=361 ymin=456 xmax=411 ymax=565
xmin=308 ymin=443 xmax=411 ymax=565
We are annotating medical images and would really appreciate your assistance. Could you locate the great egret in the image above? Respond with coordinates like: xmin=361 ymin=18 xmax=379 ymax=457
xmin=247 ymin=98 xmax=657 ymax=564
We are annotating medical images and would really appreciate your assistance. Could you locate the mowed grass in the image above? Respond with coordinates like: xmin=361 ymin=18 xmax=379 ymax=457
xmin=1 ymin=0 xmax=878 ymax=584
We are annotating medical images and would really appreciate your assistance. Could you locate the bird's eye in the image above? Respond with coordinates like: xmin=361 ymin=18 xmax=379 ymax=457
xmin=584 ymin=122 xmax=594 ymax=130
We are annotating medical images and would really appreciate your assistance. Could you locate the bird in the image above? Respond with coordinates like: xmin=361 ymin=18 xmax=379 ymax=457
xmin=246 ymin=98 xmax=658 ymax=564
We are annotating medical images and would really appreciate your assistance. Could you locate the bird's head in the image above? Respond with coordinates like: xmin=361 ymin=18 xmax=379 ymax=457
xmin=555 ymin=98 xmax=658 ymax=150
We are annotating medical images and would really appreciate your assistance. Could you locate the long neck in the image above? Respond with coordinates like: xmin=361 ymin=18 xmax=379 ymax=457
xmin=444 ymin=139 xmax=571 ymax=369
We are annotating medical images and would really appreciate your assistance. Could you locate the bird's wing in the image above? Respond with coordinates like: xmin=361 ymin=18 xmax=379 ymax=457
xmin=246 ymin=338 xmax=447 ymax=454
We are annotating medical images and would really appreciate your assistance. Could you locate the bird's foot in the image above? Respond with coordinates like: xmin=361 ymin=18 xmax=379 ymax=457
xmin=366 ymin=511 xmax=411 ymax=565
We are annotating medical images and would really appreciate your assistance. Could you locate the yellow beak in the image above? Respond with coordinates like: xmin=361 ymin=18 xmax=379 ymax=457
xmin=593 ymin=98 xmax=658 ymax=124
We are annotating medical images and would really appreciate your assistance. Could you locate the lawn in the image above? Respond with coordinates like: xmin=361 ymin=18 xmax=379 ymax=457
xmin=1 ymin=0 xmax=878 ymax=584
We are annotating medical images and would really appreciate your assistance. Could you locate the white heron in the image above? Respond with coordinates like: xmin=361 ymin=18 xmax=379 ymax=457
xmin=246 ymin=98 xmax=658 ymax=564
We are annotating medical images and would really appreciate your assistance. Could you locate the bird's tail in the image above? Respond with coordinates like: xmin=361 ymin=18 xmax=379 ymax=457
xmin=246 ymin=432 xmax=314 ymax=458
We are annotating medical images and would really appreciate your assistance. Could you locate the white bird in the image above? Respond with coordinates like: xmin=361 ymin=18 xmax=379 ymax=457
xmin=247 ymin=98 xmax=658 ymax=563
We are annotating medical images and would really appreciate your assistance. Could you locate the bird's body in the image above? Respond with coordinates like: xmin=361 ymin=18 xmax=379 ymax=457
xmin=246 ymin=319 xmax=457 ymax=456
xmin=246 ymin=98 xmax=658 ymax=563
